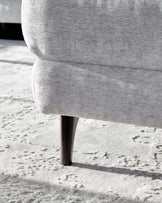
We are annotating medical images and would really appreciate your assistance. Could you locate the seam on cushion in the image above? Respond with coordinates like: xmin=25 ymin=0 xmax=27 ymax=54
xmin=38 ymin=57 xmax=162 ymax=73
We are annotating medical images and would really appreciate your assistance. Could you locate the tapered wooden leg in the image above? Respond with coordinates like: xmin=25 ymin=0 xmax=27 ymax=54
xmin=61 ymin=116 xmax=79 ymax=166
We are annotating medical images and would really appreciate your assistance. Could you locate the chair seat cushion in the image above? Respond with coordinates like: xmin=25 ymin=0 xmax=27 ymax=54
xmin=32 ymin=59 xmax=162 ymax=128
xmin=22 ymin=0 xmax=162 ymax=70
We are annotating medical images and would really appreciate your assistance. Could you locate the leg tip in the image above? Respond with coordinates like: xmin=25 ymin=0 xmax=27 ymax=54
xmin=61 ymin=159 xmax=72 ymax=166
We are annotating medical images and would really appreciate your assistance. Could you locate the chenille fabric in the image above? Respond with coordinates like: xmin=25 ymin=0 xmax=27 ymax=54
xmin=22 ymin=0 xmax=162 ymax=127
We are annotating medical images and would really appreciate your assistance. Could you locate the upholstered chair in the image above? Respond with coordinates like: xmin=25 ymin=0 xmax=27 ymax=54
xmin=22 ymin=0 xmax=162 ymax=165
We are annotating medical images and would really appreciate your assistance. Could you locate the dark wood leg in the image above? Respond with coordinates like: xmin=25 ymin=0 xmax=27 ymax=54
xmin=61 ymin=116 xmax=79 ymax=166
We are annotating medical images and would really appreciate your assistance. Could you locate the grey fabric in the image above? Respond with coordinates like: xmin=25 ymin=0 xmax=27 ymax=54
xmin=22 ymin=0 xmax=162 ymax=127
xmin=32 ymin=59 xmax=162 ymax=128
xmin=22 ymin=0 xmax=162 ymax=70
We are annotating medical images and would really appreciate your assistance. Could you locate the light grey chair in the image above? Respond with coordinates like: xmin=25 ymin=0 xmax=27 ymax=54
xmin=21 ymin=0 xmax=162 ymax=165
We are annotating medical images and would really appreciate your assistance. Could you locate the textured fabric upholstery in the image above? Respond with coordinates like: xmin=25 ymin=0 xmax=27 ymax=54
xmin=32 ymin=59 xmax=162 ymax=128
xmin=22 ymin=0 xmax=162 ymax=127
xmin=22 ymin=0 xmax=162 ymax=70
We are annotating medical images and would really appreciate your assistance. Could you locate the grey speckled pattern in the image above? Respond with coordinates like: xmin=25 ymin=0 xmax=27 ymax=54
xmin=32 ymin=59 xmax=162 ymax=128
xmin=22 ymin=0 xmax=162 ymax=127
xmin=22 ymin=0 xmax=162 ymax=70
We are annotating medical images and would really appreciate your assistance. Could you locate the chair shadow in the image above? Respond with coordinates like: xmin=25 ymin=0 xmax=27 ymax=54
xmin=73 ymin=162 xmax=162 ymax=180
xmin=0 ymin=173 xmax=142 ymax=203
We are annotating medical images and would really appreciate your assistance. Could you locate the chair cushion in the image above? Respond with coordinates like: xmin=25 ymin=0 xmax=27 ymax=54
xmin=32 ymin=59 xmax=162 ymax=128
xmin=22 ymin=0 xmax=162 ymax=70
